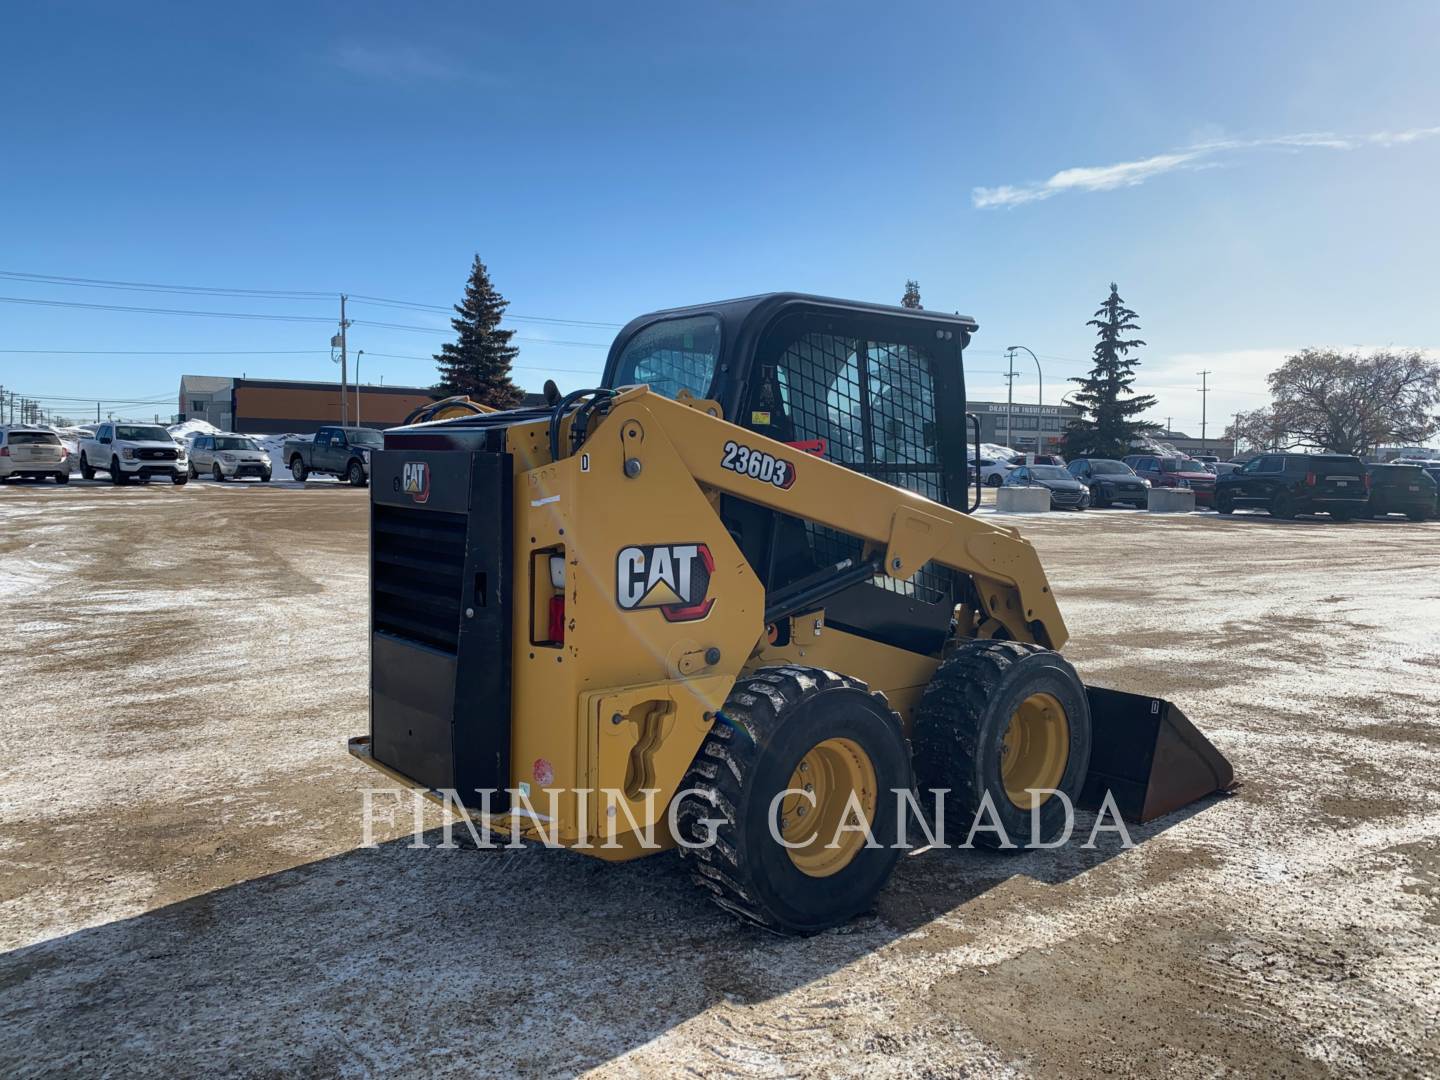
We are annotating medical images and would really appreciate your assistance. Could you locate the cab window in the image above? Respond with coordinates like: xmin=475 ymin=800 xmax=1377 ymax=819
xmin=611 ymin=315 xmax=721 ymax=400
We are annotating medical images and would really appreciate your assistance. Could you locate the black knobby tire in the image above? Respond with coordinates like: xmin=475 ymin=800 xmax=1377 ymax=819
xmin=348 ymin=459 xmax=367 ymax=487
xmin=912 ymin=639 xmax=1091 ymax=850
xmin=674 ymin=666 xmax=912 ymax=935
xmin=79 ymin=453 xmax=95 ymax=481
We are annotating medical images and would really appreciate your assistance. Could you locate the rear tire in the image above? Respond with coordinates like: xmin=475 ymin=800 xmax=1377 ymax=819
xmin=80 ymin=453 xmax=95 ymax=481
xmin=675 ymin=666 xmax=912 ymax=935
xmin=913 ymin=640 xmax=1091 ymax=849
xmin=290 ymin=457 xmax=308 ymax=482
xmin=55 ymin=471 xmax=69 ymax=485
xmin=1269 ymin=491 xmax=1296 ymax=519
xmin=1406 ymin=511 xmax=1428 ymax=522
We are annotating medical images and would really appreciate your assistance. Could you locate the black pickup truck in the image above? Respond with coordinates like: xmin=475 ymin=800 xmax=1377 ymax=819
xmin=284 ymin=426 xmax=384 ymax=485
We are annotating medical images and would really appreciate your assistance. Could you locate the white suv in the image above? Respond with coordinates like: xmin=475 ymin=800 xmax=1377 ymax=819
xmin=77 ymin=423 xmax=189 ymax=486
xmin=188 ymin=433 xmax=272 ymax=482
xmin=0 ymin=427 xmax=70 ymax=484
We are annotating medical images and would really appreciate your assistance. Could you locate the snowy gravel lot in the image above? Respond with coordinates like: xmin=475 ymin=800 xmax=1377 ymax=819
xmin=1 ymin=480 xmax=1438 ymax=1078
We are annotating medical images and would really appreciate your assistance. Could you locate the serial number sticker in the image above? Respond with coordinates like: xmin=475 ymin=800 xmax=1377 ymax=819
xmin=721 ymin=440 xmax=795 ymax=489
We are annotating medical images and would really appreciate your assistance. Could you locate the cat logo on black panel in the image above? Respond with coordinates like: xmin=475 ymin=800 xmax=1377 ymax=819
xmin=616 ymin=543 xmax=715 ymax=622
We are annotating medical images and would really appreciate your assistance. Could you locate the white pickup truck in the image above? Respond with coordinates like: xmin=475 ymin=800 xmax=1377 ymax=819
xmin=77 ymin=422 xmax=190 ymax=485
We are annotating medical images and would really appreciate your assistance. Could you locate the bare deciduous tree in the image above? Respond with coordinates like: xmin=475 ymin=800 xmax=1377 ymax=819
xmin=1228 ymin=349 xmax=1440 ymax=455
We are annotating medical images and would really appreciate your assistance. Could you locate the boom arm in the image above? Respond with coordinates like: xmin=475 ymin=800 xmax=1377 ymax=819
xmin=586 ymin=387 xmax=1068 ymax=649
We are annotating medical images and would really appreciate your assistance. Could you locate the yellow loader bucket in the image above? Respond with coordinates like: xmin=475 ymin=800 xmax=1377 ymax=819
xmin=1079 ymin=687 xmax=1236 ymax=823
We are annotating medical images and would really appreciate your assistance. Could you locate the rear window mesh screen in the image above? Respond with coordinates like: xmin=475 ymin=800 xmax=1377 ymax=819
xmin=761 ymin=331 xmax=949 ymax=605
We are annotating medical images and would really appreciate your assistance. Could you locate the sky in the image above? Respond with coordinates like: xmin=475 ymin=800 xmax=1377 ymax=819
xmin=2 ymin=1 xmax=1438 ymax=438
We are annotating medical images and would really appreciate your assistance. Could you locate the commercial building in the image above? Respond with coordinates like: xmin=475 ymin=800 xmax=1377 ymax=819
xmin=970 ymin=400 xmax=1082 ymax=452
xmin=178 ymin=376 xmax=440 ymax=434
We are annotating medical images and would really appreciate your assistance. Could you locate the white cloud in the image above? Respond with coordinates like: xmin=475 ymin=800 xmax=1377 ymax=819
xmin=972 ymin=125 xmax=1440 ymax=209
xmin=330 ymin=42 xmax=464 ymax=83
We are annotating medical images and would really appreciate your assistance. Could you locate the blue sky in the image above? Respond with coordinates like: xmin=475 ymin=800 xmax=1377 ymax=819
xmin=3 ymin=1 xmax=1437 ymax=435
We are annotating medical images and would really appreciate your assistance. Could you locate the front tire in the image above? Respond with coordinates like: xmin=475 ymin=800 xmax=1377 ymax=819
xmin=675 ymin=666 xmax=912 ymax=935
xmin=55 ymin=471 xmax=69 ymax=485
xmin=913 ymin=640 xmax=1092 ymax=849
xmin=110 ymin=457 xmax=127 ymax=486
xmin=985 ymin=474 xmax=1002 ymax=488
xmin=1215 ymin=489 xmax=1235 ymax=515
xmin=213 ymin=464 xmax=226 ymax=483
xmin=347 ymin=459 xmax=367 ymax=487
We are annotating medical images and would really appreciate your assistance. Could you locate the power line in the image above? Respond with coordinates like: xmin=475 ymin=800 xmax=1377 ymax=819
xmin=0 ymin=268 xmax=625 ymax=329
xmin=0 ymin=269 xmax=330 ymax=299
xmin=0 ymin=295 xmax=332 ymax=322
xmin=351 ymin=319 xmax=608 ymax=347
xmin=0 ymin=348 xmax=330 ymax=356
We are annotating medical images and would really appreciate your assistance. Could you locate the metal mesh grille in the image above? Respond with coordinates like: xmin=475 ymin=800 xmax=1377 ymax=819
xmin=762 ymin=332 xmax=950 ymax=605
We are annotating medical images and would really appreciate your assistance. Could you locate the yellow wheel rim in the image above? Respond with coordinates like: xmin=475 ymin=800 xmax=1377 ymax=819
xmin=780 ymin=737 xmax=877 ymax=878
xmin=1000 ymin=692 xmax=1070 ymax=809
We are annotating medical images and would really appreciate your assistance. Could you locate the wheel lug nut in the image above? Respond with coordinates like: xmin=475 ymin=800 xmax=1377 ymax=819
xmin=797 ymin=805 xmax=807 ymax=817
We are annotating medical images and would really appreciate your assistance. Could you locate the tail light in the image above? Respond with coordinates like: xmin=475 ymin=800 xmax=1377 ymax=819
xmin=1305 ymin=471 xmax=1316 ymax=487
xmin=547 ymin=595 xmax=566 ymax=644
xmin=1364 ymin=473 xmax=1372 ymax=492
xmin=0 ymin=447 xmax=8 ymax=457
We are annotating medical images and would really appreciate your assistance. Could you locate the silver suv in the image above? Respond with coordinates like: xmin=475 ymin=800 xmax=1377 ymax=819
xmin=189 ymin=433 xmax=272 ymax=482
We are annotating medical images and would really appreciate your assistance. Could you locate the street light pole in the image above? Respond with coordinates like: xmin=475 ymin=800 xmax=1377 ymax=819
xmin=355 ymin=350 xmax=364 ymax=427
xmin=1007 ymin=345 xmax=1044 ymax=451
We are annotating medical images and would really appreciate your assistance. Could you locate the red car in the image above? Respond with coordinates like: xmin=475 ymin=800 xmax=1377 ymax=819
xmin=1123 ymin=454 xmax=1216 ymax=506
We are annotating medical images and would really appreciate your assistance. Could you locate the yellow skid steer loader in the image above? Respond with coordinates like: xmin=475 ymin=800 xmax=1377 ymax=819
xmin=349 ymin=293 xmax=1233 ymax=934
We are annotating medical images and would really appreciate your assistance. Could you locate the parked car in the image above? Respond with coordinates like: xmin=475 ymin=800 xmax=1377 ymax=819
xmin=189 ymin=433 xmax=272 ymax=482
xmin=284 ymin=426 xmax=384 ymax=485
xmin=1009 ymin=453 xmax=1065 ymax=466
xmin=1213 ymin=453 xmax=1368 ymax=519
xmin=1210 ymin=461 xmax=1240 ymax=477
xmin=1004 ymin=463 xmax=1090 ymax=510
xmin=1124 ymin=454 xmax=1216 ymax=507
xmin=77 ymin=423 xmax=189 ymax=485
xmin=1364 ymin=463 xmax=1436 ymax=521
xmin=971 ymin=456 xmax=1017 ymax=487
xmin=0 ymin=427 xmax=69 ymax=484
xmin=1065 ymin=457 xmax=1150 ymax=507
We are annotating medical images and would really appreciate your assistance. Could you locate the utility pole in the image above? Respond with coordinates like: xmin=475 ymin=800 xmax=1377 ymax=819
xmin=335 ymin=294 xmax=352 ymax=426
xmin=1197 ymin=370 xmax=1213 ymax=453
xmin=1003 ymin=349 xmax=1019 ymax=450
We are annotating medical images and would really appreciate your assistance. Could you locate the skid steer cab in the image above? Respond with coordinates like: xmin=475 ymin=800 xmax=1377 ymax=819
xmin=349 ymin=292 xmax=1234 ymax=935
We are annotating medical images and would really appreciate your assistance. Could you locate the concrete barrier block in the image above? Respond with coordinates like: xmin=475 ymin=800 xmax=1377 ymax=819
xmin=1146 ymin=487 xmax=1196 ymax=513
xmin=996 ymin=486 xmax=1051 ymax=513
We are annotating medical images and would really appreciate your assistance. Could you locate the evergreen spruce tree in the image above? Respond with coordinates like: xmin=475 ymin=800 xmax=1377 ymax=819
xmin=433 ymin=255 xmax=524 ymax=408
xmin=900 ymin=279 xmax=923 ymax=309
xmin=1060 ymin=283 xmax=1158 ymax=458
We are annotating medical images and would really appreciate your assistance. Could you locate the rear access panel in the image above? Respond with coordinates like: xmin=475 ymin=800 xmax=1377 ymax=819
xmin=368 ymin=449 xmax=513 ymax=811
